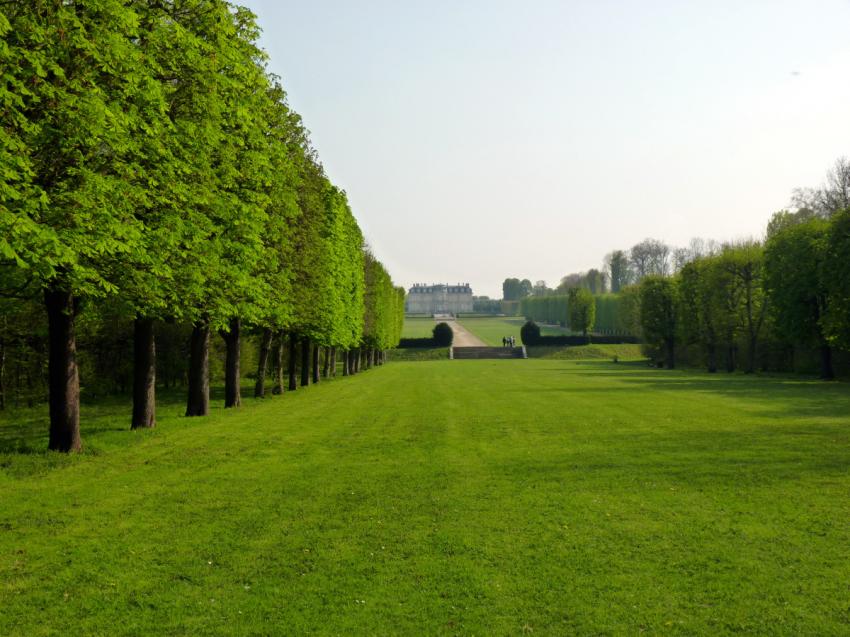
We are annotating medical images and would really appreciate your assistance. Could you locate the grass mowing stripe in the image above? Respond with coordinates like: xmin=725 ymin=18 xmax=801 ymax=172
xmin=1 ymin=360 xmax=849 ymax=634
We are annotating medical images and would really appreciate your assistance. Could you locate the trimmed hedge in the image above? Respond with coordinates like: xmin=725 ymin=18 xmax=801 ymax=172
xmin=432 ymin=322 xmax=454 ymax=346
xmin=398 ymin=337 xmax=438 ymax=348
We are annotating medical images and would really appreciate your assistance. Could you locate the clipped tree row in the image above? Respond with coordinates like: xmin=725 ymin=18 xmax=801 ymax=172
xmin=519 ymin=293 xmax=629 ymax=335
xmin=637 ymin=210 xmax=850 ymax=377
xmin=0 ymin=1 xmax=404 ymax=451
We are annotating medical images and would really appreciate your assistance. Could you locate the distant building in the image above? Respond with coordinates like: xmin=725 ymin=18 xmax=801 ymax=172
xmin=406 ymin=283 xmax=473 ymax=315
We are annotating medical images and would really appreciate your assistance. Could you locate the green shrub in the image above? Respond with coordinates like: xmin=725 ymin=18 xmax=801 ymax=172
xmin=520 ymin=320 xmax=541 ymax=345
xmin=432 ymin=322 xmax=454 ymax=346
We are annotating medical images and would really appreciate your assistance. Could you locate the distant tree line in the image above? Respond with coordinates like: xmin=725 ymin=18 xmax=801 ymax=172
xmin=0 ymin=2 xmax=404 ymax=452
xmin=513 ymin=158 xmax=850 ymax=377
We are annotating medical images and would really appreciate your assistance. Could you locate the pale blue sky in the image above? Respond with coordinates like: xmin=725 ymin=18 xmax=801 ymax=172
xmin=242 ymin=0 xmax=850 ymax=298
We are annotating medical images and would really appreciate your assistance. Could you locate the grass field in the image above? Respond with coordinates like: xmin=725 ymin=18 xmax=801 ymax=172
xmin=2 ymin=361 xmax=849 ymax=634
xmin=457 ymin=316 xmax=572 ymax=346
xmin=400 ymin=316 xmax=436 ymax=339
xmin=527 ymin=343 xmax=645 ymax=360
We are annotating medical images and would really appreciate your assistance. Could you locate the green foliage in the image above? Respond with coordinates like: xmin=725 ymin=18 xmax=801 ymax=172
xmin=432 ymin=322 xmax=453 ymax=347
xmin=639 ymin=276 xmax=678 ymax=367
xmin=568 ymin=288 xmax=596 ymax=336
xmin=765 ymin=219 xmax=830 ymax=347
xmin=824 ymin=209 xmax=850 ymax=349
xmin=520 ymin=320 xmax=541 ymax=345
xmin=502 ymin=278 xmax=532 ymax=301
xmin=0 ymin=0 xmax=402 ymax=446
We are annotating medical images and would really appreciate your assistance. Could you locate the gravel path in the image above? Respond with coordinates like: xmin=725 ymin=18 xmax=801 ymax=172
xmin=449 ymin=320 xmax=487 ymax=347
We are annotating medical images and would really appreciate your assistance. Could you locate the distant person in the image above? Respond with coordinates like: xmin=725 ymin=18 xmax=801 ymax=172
xmin=502 ymin=336 xmax=507 ymax=347
xmin=510 ymin=336 xmax=516 ymax=347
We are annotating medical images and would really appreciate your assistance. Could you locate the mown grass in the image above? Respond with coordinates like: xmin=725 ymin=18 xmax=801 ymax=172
xmin=386 ymin=347 xmax=449 ymax=361
xmin=1 ymin=361 xmax=849 ymax=635
xmin=527 ymin=343 xmax=645 ymax=360
xmin=457 ymin=316 xmax=572 ymax=346
xmin=400 ymin=317 xmax=436 ymax=339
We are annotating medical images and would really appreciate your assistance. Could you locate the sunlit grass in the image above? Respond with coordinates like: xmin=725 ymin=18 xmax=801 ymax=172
xmin=1 ymin=361 xmax=849 ymax=634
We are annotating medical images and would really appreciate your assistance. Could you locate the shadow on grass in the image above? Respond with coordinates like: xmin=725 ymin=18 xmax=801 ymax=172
xmin=0 ymin=386 xmax=201 ymax=455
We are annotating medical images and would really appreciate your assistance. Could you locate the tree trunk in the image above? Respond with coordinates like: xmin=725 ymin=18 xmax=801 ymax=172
xmin=288 ymin=333 xmax=298 ymax=391
xmin=222 ymin=317 xmax=241 ymax=408
xmin=186 ymin=320 xmax=210 ymax=417
xmin=300 ymin=336 xmax=310 ymax=387
xmin=322 ymin=347 xmax=330 ymax=378
xmin=820 ymin=343 xmax=834 ymax=381
xmin=273 ymin=330 xmax=285 ymax=394
xmin=132 ymin=317 xmax=156 ymax=429
xmin=45 ymin=287 xmax=81 ymax=452
xmin=0 ymin=336 xmax=5 ymax=411
xmin=329 ymin=347 xmax=337 ymax=377
xmin=342 ymin=350 xmax=349 ymax=376
xmin=745 ymin=335 xmax=757 ymax=374
xmin=707 ymin=342 xmax=717 ymax=373
xmin=255 ymin=327 xmax=273 ymax=398
xmin=312 ymin=343 xmax=320 ymax=384
xmin=665 ymin=338 xmax=675 ymax=369
xmin=726 ymin=343 xmax=736 ymax=373
xmin=353 ymin=349 xmax=360 ymax=374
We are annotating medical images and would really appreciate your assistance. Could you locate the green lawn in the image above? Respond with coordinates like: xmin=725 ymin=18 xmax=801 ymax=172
xmin=401 ymin=316 xmax=436 ymax=339
xmin=457 ymin=316 xmax=572 ymax=346
xmin=2 ymin=362 xmax=849 ymax=634
xmin=527 ymin=343 xmax=645 ymax=360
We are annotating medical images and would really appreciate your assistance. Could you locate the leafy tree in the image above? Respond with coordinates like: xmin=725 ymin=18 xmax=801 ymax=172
xmin=568 ymin=288 xmax=595 ymax=337
xmin=765 ymin=219 xmax=833 ymax=379
xmin=640 ymin=276 xmax=678 ymax=368
xmin=823 ymin=209 xmax=850 ymax=351
xmin=604 ymin=251 xmax=632 ymax=292
xmin=0 ymin=1 xmax=175 ymax=450
xmin=502 ymin=278 xmax=535 ymax=301
xmin=678 ymin=259 xmax=722 ymax=372
xmin=616 ymin=285 xmax=643 ymax=338
xmin=721 ymin=242 xmax=767 ymax=374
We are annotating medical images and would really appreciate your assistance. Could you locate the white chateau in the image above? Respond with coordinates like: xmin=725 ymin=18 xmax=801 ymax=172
xmin=406 ymin=283 xmax=473 ymax=315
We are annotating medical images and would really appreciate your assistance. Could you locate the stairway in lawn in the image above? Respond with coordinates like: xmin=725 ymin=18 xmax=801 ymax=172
xmin=451 ymin=346 xmax=527 ymax=360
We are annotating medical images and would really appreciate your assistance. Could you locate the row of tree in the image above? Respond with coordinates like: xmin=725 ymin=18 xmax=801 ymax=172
xmin=0 ymin=2 xmax=404 ymax=452
xmin=639 ymin=208 xmax=850 ymax=378
xmin=512 ymin=158 xmax=850 ymax=377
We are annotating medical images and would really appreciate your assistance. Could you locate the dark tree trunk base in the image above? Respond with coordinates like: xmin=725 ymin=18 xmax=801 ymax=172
xmin=132 ymin=317 xmax=156 ymax=429
xmin=255 ymin=328 xmax=273 ymax=398
xmin=820 ymin=344 xmax=834 ymax=381
xmin=301 ymin=337 xmax=311 ymax=387
xmin=45 ymin=287 xmax=81 ymax=452
xmin=186 ymin=320 xmax=210 ymax=417
xmin=322 ymin=346 xmax=330 ymax=378
xmin=312 ymin=344 xmax=320 ymax=384
xmin=222 ymin=317 xmax=241 ymax=408
xmin=288 ymin=333 xmax=298 ymax=391
xmin=273 ymin=330 xmax=285 ymax=395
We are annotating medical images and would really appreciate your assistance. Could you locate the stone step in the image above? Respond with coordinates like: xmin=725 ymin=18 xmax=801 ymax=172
xmin=451 ymin=346 xmax=526 ymax=360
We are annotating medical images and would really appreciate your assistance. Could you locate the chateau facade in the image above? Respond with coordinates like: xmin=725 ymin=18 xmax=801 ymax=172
xmin=406 ymin=283 xmax=473 ymax=315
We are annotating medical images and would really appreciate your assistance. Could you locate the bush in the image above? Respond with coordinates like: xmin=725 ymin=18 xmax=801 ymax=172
xmin=520 ymin=320 xmax=541 ymax=345
xmin=432 ymin=322 xmax=454 ymax=346
xmin=397 ymin=337 xmax=437 ymax=348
